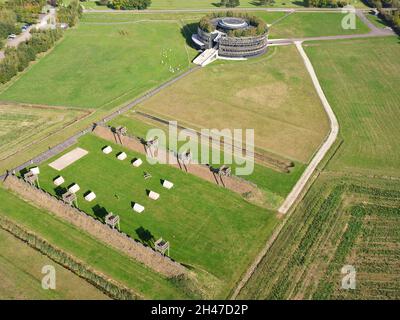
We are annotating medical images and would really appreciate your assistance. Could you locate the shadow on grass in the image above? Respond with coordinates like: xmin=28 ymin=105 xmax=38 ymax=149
xmin=92 ymin=204 xmax=108 ymax=221
xmin=181 ymin=22 xmax=199 ymax=49
xmin=135 ymin=226 xmax=155 ymax=248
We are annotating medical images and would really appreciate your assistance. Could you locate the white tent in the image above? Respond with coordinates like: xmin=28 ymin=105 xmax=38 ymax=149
xmin=132 ymin=158 xmax=143 ymax=167
xmin=53 ymin=176 xmax=64 ymax=186
xmin=148 ymin=191 xmax=160 ymax=200
xmin=102 ymin=146 xmax=112 ymax=154
xmin=117 ymin=152 xmax=127 ymax=160
xmin=132 ymin=203 xmax=145 ymax=213
xmin=68 ymin=183 xmax=80 ymax=193
xmin=84 ymin=192 xmax=96 ymax=202
xmin=162 ymin=180 xmax=174 ymax=189
xmin=30 ymin=167 xmax=40 ymax=175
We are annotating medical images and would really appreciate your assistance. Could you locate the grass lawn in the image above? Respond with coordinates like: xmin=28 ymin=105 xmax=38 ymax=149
xmin=268 ymin=12 xmax=370 ymax=39
xmin=34 ymin=133 xmax=279 ymax=298
xmin=0 ymin=186 xmax=196 ymax=299
xmin=0 ymin=104 xmax=89 ymax=164
xmin=0 ymin=228 xmax=109 ymax=300
xmin=0 ymin=14 xmax=197 ymax=109
xmin=305 ymin=37 xmax=400 ymax=177
xmin=138 ymin=44 xmax=329 ymax=164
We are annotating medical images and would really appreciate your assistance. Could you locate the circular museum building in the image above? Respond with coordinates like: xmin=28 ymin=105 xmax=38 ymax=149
xmin=192 ymin=13 xmax=269 ymax=63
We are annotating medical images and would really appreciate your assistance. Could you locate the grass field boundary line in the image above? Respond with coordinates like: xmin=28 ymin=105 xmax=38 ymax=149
xmin=3 ymin=175 xmax=187 ymax=277
xmin=0 ymin=215 xmax=141 ymax=300
xmin=277 ymin=42 xmax=339 ymax=214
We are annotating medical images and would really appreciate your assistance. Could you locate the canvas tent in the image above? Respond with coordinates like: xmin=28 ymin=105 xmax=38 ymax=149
xmin=30 ymin=167 xmax=40 ymax=175
xmin=102 ymin=146 xmax=112 ymax=154
xmin=132 ymin=203 xmax=145 ymax=213
xmin=132 ymin=158 xmax=143 ymax=167
xmin=162 ymin=180 xmax=174 ymax=189
xmin=84 ymin=191 xmax=96 ymax=202
xmin=68 ymin=183 xmax=80 ymax=193
xmin=148 ymin=190 xmax=160 ymax=200
xmin=117 ymin=152 xmax=127 ymax=160
xmin=53 ymin=176 xmax=64 ymax=186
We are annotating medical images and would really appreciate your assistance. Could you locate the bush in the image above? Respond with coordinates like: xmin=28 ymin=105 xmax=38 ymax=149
xmin=0 ymin=28 xmax=64 ymax=84
xmin=110 ymin=0 xmax=152 ymax=10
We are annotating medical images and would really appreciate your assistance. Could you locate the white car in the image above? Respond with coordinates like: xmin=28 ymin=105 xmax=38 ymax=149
xmin=8 ymin=34 xmax=17 ymax=40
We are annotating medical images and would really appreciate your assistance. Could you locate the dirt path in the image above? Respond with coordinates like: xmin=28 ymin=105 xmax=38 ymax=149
xmin=230 ymin=41 xmax=339 ymax=299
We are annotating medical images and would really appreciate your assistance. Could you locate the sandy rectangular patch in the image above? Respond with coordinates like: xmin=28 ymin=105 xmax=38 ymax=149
xmin=49 ymin=147 xmax=88 ymax=171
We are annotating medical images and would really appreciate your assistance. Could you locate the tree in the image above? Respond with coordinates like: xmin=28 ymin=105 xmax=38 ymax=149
xmin=220 ymin=0 xmax=240 ymax=7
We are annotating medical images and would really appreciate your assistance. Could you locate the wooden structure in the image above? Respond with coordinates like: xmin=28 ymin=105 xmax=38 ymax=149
xmin=62 ymin=191 xmax=77 ymax=206
xmin=155 ymin=238 xmax=170 ymax=256
xmin=144 ymin=137 xmax=159 ymax=158
xmin=105 ymin=212 xmax=120 ymax=230
xmin=24 ymin=172 xmax=39 ymax=187
xmin=114 ymin=126 xmax=127 ymax=145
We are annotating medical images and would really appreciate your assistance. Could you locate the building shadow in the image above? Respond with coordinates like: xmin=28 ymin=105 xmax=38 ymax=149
xmin=181 ymin=22 xmax=199 ymax=48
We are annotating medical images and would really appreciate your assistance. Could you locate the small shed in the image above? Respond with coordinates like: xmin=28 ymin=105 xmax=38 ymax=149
xmin=30 ymin=167 xmax=40 ymax=175
xmin=132 ymin=203 xmax=145 ymax=213
xmin=53 ymin=176 xmax=65 ymax=186
xmin=84 ymin=191 xmax=96 ymax=202
xmin=68 ymin=183 xmax=80 ymax=193
xmin=162 ymin=180 xmax=174 ymax=189
xmin=132 ymin=158 xmax=143 ymax=167
xmin=102 ymin=146 xmax=112 ymax=154
xmin=148 ymin=190 xmax=160 ymax=200
xmin=117 ymin=152 xmax=127 ymax=160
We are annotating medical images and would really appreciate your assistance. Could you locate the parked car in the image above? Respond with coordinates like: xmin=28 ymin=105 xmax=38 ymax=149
xmin=7 ymin=34 xmax=17 ymax=40
xmin=21 ymin=25 xmax=29 ymax=31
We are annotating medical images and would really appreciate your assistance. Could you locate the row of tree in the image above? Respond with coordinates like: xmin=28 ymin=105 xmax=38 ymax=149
xmin=364 ymin=0 xmax=400 ymax=34
xmin=219 ymin=0 xmax=240 ymax=7
xmin=0 ymin=9 xmax=19 ymax=49
xmin=109 ymin=0 xmax=152 ymax=10
xmin=304 ymin=0 xmax=348 ymax=7
xmin=57 ymin=0 xmax=82 ymax=27
xmin=0 ymin=28 xmax=63 ymax=84
xmin=2 ymin=0 xmax=46 ymax=24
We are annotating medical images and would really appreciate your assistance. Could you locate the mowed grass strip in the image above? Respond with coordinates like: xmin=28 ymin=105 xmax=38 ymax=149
xmin=268 ymin=12 xmax=370 ymax=39
xmin=0 ymin=186 xmax=195 ymax=299
xmin=0 ymin=16 xmax=196 ymax=109
xmin=0 ymin=228 xmax=109 ymax=300
xmin=138 ymin=45 xmax=329 ymax=164
xmin=36 ymin=133 xmax=278 ymax=298
xmin=305 ymin=37 xmax=400 ymax=176
xmin=0 ymin=104 xmax=88 ymax=161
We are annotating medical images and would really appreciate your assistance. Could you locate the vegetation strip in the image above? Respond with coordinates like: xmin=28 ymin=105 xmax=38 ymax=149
xmin=0 ymin=215 xmax=140 ymax=300
xmin=3 ymin=175 xmax=186 ymax=277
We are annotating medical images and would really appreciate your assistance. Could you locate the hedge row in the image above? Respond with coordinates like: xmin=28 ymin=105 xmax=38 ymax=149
xmin=0 ymin=215 xmax=139 ymax=300
xmin=0 ymin=28 xmax=63 ymax=84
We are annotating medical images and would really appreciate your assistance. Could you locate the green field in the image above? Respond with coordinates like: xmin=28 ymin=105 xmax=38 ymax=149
xmin=0 ymin=228 xmax=109 ymax=300
xmin=32 ymin=133 xmax=279 ymax=297
xmin=0 ymin=186 xmax=199 ymax=299
xmin=239 ymin=174 xmax=400 ymax=299
xmin=238 ymin=36 xmax=400 ymax=300
xmin=366 ymin=13 xmax=390 ymax=29
xmin=305 ymin=37 xmax=400 ymax=177
xmin=268 ymin=12 xmax=370 ymax=39
xmin=0 ymin=15 xmax=197 ymax=109
xmin=138 ymin=44 xmax=329 ymax=164
xmin=0 ymin=104 xmax=89 ymax=164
